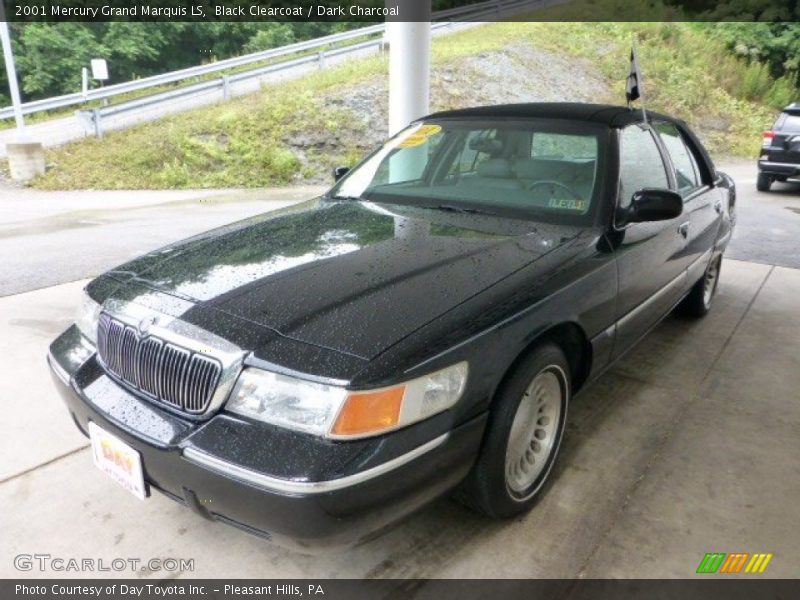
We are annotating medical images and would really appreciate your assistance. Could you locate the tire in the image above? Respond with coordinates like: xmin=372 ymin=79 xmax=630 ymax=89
xmin=679 ymin=255 xmax=722 ymax=318
xmin=756 ymin=172 xmax=772 ymax=192
xmin=457 ymin=343 xmax=570 ymax=518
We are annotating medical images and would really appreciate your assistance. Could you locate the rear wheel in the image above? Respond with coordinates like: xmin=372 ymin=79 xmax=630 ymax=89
xmin=679 ymin=255 xmax=721 ymax=318
xmin=757 ymin=172 xmax=772 ymax=192
xmin=457 ymin=343 xmax=569 ymax=518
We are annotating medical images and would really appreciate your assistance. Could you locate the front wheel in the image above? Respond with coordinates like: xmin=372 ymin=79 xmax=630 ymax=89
xmin=757 ymin=172 xmax=772 ymax=192
xmin=457 ymin=343 xmax=570 ymax=518
xmin=679 ymin=255 xmax=722 ymax=318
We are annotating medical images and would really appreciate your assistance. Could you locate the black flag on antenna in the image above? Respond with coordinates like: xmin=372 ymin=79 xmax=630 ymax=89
xmin=626 ymin=36 xmax=647 ymax=123
xmin=626 ymin=45 xmax=642 ymax=105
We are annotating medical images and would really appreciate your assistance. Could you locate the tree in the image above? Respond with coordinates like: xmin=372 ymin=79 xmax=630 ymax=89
xmin=16 ymin=23 xmax=107 ymax=98
xmin=0 ymin=21 xmax=353 ymax=104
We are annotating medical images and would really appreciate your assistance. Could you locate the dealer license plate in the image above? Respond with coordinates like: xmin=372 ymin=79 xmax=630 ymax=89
xmin=88 ymin=422 xmax=147 ymax=500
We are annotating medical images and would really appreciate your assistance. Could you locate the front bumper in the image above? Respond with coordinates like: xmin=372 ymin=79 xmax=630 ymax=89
xmin=48 ymin=326 xmax=485 ymax=550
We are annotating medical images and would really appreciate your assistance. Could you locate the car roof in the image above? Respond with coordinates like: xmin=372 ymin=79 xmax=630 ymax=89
xmin=425 ymin=102 xmax=678 ymax=128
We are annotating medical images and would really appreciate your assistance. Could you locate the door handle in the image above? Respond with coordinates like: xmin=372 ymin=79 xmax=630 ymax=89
xmin=678 ymin=221 xmax=690 ymax=238
xmin=714 ymin=200 xmax=724 ymax=214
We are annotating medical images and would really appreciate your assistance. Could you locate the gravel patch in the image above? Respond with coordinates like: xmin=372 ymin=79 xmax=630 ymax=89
xmin=291 ymin=42 xmax=615 ymax=182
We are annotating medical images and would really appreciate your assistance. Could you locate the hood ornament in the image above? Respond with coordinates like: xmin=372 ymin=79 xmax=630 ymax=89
xmin=137 ymin=315 xmax=158 ymax=336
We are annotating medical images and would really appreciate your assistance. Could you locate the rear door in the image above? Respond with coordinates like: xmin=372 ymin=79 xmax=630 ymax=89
xmin=613 ymin=124 xmax=689 ymax=356
xmin=653 ymin=121 xmax=721 ymax=287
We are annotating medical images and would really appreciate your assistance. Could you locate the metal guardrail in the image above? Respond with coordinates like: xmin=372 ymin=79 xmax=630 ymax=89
xmin=1 ymin=23 xmax=384 ymax=120
xmin=2 ymin=0 xmax=544 ymax=136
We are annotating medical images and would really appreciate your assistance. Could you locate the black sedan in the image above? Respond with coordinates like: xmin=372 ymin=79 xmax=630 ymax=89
xmin=48 ymin=103 xmax=735 ymax=549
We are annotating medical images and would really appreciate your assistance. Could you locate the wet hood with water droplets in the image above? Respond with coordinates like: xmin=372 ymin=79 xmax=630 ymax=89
xmin=106 ymin=199 xmax=581 ymax=360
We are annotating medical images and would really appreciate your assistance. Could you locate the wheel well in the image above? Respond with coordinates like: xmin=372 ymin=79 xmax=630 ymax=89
xmin=497 ymin=322 xmax=592 ymax=399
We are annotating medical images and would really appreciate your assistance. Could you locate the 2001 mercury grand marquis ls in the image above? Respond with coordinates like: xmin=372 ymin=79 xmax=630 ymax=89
xmin=48 ymin=103 xmax=735 ymax=548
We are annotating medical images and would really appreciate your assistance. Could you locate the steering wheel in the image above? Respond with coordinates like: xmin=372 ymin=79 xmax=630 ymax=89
xmin=526 ymin=179 xmax=582 ymax=200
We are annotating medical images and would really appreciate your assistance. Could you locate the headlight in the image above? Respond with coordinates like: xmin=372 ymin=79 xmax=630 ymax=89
xmin=226 ymin=362 xmax=468 ymax=439
xmin=75 ymin=290 xmax=102 ymax=344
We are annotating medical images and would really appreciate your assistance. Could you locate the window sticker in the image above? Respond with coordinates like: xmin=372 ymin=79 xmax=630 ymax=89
xmin=397 ymin=124 xmax=442 ymax=148
xmin=547 ymin=198 xmax=587 ymax=211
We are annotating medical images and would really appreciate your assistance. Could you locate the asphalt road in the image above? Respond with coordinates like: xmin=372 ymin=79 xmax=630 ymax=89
xmin=1 ymin=159 xmax=798 ymax=298
xmin=720 ymin=160 xmax=800 ymax=269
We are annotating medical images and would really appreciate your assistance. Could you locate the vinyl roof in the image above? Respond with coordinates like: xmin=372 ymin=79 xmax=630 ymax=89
xmin=426 ymin=102 xmax=677 ymax=128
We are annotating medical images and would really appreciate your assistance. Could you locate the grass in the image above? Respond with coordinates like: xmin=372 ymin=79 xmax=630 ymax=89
xmin=22 ymin=19 xmax=789 ymax=190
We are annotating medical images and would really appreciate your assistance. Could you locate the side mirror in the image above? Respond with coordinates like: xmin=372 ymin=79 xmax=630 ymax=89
xmin=625 ymin=189 xmax=683 ymax=223
xmin=332 ymin=166 xmax=350 ymax=182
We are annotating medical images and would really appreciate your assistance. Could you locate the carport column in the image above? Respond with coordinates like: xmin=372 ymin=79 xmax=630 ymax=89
xmin=386 ymin=4 xmax=431 ymax=187
xmin=386 ymin=7 xmax=431 ymax=136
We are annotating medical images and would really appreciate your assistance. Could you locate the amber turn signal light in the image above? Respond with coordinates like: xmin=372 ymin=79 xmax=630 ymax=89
xmin=332 ymin=386 xmax=406 ymax=436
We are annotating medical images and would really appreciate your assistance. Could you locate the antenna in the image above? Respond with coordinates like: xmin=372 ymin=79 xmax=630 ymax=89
xmin=635 ymin=35 xmax=648 ymax=125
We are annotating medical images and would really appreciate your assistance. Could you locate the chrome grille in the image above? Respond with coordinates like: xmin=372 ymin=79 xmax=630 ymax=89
xmin=96 ymin=313 xmax=222 ymax=414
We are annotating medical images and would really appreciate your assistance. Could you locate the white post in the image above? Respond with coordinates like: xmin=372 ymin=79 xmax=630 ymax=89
xmin=386 ymin=3 xmax=431 ymax=235
xmin=82 ymin=67 xmax=89 ymax=99
xmin=0 ymin=12 xmax=44 ymax=181
xmin=386 ymin=6 xmax=431 ymax=136
xmin=0 ymin=17 xmax=25 ymax=133
xmin=386 ymin=3 xmax=431 ymax=185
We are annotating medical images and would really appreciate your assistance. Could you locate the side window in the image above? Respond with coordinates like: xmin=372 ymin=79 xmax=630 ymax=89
xmin=530 ymin=131 xmax=597 ymax=160
xmin=655 ymin=122 xmax=700 ymax=195
xmin=531 ymin=132 xmax=598 ymax=160
xmin=619 ymin=125 xmax=669 ymax=209
xmin=782 ymin=114 xmax=800 ymax=131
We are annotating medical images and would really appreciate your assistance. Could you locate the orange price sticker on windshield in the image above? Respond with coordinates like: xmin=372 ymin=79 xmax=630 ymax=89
xmin=397 ymin=124 xmax=442 ymax=148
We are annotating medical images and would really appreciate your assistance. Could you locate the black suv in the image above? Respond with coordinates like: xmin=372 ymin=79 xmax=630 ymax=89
xmin=758 ymin=102 xmax=800 ymax=191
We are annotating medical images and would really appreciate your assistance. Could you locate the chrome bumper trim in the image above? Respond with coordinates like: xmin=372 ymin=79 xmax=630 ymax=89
xmin=47 ymin=352 xmax=71 ymax=384
xmin=182 ymin=432 xmax=449 ymax=495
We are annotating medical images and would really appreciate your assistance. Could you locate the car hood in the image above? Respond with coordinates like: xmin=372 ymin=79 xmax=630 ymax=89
xmin=108 ymin=199 xmax=581 ymax=360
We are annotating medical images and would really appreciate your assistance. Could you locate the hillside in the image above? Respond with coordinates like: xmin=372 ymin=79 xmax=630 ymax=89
xmin=21 ymin=22 xmax=785 ymax=190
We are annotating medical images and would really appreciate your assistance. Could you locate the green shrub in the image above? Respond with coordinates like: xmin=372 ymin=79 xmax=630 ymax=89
xmin=766 ymin=74 xmax=798 ymax=109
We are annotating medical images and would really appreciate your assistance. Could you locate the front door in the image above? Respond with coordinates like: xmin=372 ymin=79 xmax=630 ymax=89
xmin=612 ymin=124 xmax=688 ymax=356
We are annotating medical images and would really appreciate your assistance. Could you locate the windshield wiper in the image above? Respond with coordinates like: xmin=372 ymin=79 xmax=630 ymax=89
xmin=330 ymin=194 xmax=363 ymax=201
xmin=424 ymin=204 xmax=495 ymax=216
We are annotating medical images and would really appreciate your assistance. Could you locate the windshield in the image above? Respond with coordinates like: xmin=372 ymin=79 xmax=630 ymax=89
xmin=331 ymin=118 xmax=605 ymax=223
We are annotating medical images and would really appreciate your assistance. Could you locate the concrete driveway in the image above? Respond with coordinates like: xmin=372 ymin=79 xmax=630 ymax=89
xmin=0 ymin=186 xmax=325 ymax=296
xmin=1 ymin=162 xmax=798 ymax=579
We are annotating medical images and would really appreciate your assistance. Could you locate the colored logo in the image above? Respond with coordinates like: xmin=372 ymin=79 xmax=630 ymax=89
xmin=100 ymin=439 xmax=134 ymax=475
xmin=696 ymin=552 xmax=773 ymax=574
